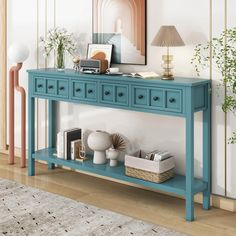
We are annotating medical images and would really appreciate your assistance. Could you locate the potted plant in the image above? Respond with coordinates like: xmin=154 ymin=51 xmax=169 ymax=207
xmin=191 ymin=27 xmax=236 ymax=143
xmin=40 ymin=27 xmax=77 ymax=71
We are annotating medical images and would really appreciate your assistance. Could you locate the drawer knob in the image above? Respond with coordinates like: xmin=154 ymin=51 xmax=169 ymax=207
xmin=48 ymin=85 xmax=54 ymax=89
xmin=153 ymin=96 xmax=159 ymax=101
xmin=59 ymin=86 xmax=65 ymax=91
xmin=118 ymin=92 xmax=124 ymax=97
xmin=88 ymin=89 xmax=93 ymax=94
xmin=37 ymin=84 xmax=43 ymax=88
xmin=169 ymin=98 xmax=176 ymax=103
xmin=76 ymin=88 xmax=81 ymax=92
xmin=138 ymin=95 xmax=144 ymax=99
xmin=104 ymin=91 xmax=110 ymax=96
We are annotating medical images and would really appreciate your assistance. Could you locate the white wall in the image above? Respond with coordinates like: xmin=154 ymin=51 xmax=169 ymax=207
xmin=7 ymin=0 xmax=236 ymax=199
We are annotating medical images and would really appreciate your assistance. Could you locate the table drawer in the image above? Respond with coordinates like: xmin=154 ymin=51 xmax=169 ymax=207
xmin=46 ymin=79 xmax=57 ymax=95
xmin=133 ymin=87 xmax=148 ymax=106
xmin=150 ymin=89 xmax=164 ymax=108
xmin=57 ymin=80 xmax=69 ymax=98
xmin=34 ymin=78 xmax=46 ymax=94
xmin=132 ymin=85 xmax=183 ymax=113
xmin=100 ymin=83 xmax=128 ymax=106
xmin=71 ymin=80 xmax=97 ymax=102
xmin=166 ymin=89 xmax=182 ymax=112
xmin=34 ymin=77 xmax=69 ymax=98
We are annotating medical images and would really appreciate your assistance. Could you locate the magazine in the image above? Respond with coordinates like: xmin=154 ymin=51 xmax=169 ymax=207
xmin=123 ymin=71 xmax=160 ymax=79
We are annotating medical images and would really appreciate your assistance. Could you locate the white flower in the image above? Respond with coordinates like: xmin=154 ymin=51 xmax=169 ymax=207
xmin=40 ymin=27 xmax=77 ymax=58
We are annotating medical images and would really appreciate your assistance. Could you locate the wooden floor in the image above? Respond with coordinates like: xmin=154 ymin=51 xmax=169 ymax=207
xmin=0 ymin=154 xmax=236 ymax=236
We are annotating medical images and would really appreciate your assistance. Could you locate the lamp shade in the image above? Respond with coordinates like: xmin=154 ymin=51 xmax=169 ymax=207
xmin=8 ymin=43 xmax=29 ymax=63
xmin=151 ymin=25 xmax=185 ymax=47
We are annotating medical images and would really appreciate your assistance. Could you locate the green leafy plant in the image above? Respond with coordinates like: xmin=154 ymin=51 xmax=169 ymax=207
xmin=191 ymin=28 xmax=236 ymax=143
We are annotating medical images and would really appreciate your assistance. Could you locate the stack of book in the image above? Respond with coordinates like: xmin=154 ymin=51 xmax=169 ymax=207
xmin=57 ymin=128 xmax=81 ymax=160
xmin=144 ymin=150 xmax=173 ymax=162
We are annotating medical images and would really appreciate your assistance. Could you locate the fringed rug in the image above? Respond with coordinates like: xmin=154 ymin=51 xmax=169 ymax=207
xmin=0 ymin=178 xmax=185 ymax=236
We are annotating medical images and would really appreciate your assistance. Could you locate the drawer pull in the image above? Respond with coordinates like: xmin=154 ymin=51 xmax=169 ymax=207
xmin=153 ymin=96 xmax=159 ymax=101
xmin=169 ymin=98 xmax=176 ymax=103
xmin=104 ymin=91 xmax=110 ymax=96
xmin=59 ymin=86 xmax=65 ymax=91
xmin=76 ymin=88 xmax=81 ymax=92
xmin=48 ymin=85 xmax=54 ymax=89
xmin=138 ymin=95 xmax=144 ymax=99
xmin=118 ymin=92 xmax=124 ymax=97
xmin=37 ymin=84 xmax=43 ymax=88
xmin=88 ymin=89 xmax=93 ymax=94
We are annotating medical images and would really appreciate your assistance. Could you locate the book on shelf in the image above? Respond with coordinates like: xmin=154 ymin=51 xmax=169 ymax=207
xmin=64 ymin=128 xmax=82 ymax=160
xmin=56 ymin=128 xmax=82 ymax=160
xmin=71 ymin=139 xmax=81 ymax=160
xmin=123 ymin=71 xmax=159 ymax=79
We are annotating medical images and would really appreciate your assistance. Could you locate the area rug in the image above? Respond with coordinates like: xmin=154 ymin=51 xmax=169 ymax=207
xmin=0 ymin=178 xmax=185 ymax=236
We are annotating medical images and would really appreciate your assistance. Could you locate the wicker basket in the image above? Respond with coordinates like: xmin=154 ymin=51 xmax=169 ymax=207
xmin=125 ymin=166 xmax=174 ymax=183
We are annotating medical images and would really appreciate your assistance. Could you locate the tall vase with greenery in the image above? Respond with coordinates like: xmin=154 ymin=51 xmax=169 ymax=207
xmin=41 ymin=27 xmax=77 ymax=71
xmin=191 ymin=27 xmax=236 ymax=143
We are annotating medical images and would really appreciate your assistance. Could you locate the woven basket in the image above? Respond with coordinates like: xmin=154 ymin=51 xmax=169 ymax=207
xmin=125 ymin=166 xmax=174 ymax=183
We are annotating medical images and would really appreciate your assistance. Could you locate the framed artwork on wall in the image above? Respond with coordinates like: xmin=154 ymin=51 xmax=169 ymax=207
xmin=92 ymin=0 xmax=147 ymax=65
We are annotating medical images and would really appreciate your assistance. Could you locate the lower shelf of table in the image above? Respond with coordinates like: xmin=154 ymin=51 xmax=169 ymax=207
xmin=32 ymin=148 xmax=208 ymax=197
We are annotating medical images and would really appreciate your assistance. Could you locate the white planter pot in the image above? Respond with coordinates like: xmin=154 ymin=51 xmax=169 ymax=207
xmin=87 ymin=130 xmax=112 ymax=164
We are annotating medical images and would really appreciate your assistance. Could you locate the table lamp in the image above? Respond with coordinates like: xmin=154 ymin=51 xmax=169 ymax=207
xmin=8 ymin=43 xmax=29 ymax=168
xmin=151 ymin=25 xmax=185 ymax=79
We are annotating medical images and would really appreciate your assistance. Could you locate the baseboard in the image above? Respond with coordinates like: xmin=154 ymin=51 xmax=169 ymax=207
xmin=0 ymin=147 xmax=22 ymax=157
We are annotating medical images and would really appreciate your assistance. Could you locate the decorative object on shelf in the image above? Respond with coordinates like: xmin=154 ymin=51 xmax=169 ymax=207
xmin=71 ymin=139 xmax=87 ymax=162
xmin=125 ymin=151 xmax=175 ymax=183
xmin=107 ymin=148 xmax=120 ymax=167
xmin=92 ymin=0 xmax=146 ymax=65
xmin=106 ymin=66 xmax=123 ymax=75
xmin=8 ymin=43 xmax=29 ymax=168
xmin=87 ymin=44 xmax=112 ymax=68
xmin=73 ymin=56 xmax=80 ymax=72
xmin=151 ymin=25 xmax=185 ymax=79
xmin=87 ymin=130 xmax=112 ymax=164
xmin=191 ymin=27 xmax=236 ymax=144
xmin=40 ymin=27 xmax=77 ymax=71
xmin=107 ymin=133 xmax=126 ymax=167
xmin=80 ymin=58 xmax=108 ymax=74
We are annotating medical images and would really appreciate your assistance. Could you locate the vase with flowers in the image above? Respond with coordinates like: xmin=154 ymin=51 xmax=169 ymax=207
xmin=40 ymin=27 xmax=77 ymax=71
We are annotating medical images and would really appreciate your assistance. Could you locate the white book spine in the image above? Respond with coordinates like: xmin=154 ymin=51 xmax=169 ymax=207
xmin=57 ymin=132 xmax=64 ymax=159
xmin=71 ymin=142 xmax=75 ymax=160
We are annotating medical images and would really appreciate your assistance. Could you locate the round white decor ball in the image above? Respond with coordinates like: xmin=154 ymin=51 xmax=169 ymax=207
xmin=8 ymin=43 xmax=29 ymax=63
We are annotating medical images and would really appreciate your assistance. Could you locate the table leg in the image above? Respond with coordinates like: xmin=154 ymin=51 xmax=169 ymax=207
xmin=48 ymin=100 xmax=55 ymax=170
xmin=185 ymin=88 xmax=194 ymax=221
xmin=203 ymin=84 xmax=211 ymax=210
xmin=28 ymin=96 xmax=35 ymax=176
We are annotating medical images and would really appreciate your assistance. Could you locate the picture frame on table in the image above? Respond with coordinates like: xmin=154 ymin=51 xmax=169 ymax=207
xmin=87 ymin=43 xmax=113 ymax=68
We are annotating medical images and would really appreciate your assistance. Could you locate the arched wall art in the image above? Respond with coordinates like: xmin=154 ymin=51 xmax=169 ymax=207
xmin=92 ymin=0 xmax=146 ymax=65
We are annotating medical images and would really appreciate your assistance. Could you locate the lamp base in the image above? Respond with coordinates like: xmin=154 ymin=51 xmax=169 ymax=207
xmin=161 ymin=54 xmax=174 ymax=79
xmin=161 ymin=76 xmax=174 ymax=80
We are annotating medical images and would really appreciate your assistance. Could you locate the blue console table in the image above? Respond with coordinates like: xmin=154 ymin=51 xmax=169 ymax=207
xmin=27 ymin=69 xmax=211 ymax=221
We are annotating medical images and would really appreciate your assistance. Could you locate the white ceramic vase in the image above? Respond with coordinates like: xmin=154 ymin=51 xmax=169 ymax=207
xmin=107 ymin=148 xmax=120 ymax=167
xmin=87 ymin=130 xmax=112 ymax=164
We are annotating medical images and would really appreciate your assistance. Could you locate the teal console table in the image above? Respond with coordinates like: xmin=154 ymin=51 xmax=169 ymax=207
xmin=27 ymin=69 xmax=211 ymax=221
